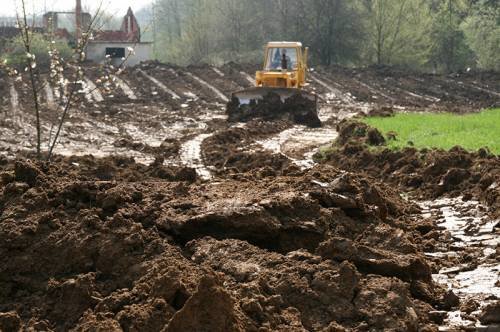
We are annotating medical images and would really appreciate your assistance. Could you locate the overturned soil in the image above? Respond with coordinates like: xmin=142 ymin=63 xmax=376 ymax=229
xmin=1 ymin=156 xmax=456 ymax=331
xmin=318 ymin=120 xmax=500 ymax=217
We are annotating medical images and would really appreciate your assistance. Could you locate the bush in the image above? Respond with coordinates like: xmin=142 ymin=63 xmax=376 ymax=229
xmin=462 ymin=5 xmax=500 ymax=71
xmin=1 ymin=33 xmax=73 ymax=69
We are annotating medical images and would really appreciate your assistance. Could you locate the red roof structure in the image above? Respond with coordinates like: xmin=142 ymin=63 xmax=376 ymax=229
xmin=94 ymin=7 xmax=140 ymax=42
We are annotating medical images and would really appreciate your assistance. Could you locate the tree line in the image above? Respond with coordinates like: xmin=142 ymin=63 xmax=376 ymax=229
xmin=151 ymin=0 xmax=499 ymax=72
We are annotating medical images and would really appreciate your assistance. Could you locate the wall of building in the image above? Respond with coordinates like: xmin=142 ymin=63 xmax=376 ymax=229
xmin=85 ymin=42 xmax=152 ymax=67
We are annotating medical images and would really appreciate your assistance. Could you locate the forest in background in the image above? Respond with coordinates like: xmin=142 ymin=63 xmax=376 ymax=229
xmin=150 ymin=0 xmax=499 ymax=72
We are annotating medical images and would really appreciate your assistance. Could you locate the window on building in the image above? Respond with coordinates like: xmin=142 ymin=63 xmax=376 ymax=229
xmin=106 ymin=47 xmax=125 ymax=58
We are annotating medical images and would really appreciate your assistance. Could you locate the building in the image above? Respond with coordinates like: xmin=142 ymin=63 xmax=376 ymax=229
xmin=85 ymin=7 xmax=152 ymax=67
xmin=42 ymin=9 xmax=92 ymax=42
xmin=0 ymin=0 xmax=151 ymax=67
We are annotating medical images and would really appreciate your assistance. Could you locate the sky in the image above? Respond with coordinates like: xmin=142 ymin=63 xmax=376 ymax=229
xmin=0 ymin=0 xmax=153 ymax=17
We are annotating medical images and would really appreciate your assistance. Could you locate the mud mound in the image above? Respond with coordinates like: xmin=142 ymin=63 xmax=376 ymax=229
xmin=319 ymin=121 xmax=500 ymax=216
xmin=186 ymin=237 xmax=437 ymax=331
xmin=0 ymin=155 xmax=197 ymax=183
xmin=0 ymin=157 xmax=449 ymax=330
xmin=336 ymin=119 xmax=386 ymax=146
xmin=201 ymin=120 xmax=293 ymax=174
xmin=227 ymin=92 xmax=321 ymax=128
xmin=114 ymin=137 xmax=181 ymax=158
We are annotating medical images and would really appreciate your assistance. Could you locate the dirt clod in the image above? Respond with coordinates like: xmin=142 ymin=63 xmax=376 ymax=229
xmin=0 ymin=311 xmax=22 ymax=332
xmin=479 ymin=301 xmax=500 ymax=324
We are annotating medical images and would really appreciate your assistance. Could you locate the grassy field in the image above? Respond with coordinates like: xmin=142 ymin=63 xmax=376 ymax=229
xmin=362 ymin=108 xmax=500 ymax=154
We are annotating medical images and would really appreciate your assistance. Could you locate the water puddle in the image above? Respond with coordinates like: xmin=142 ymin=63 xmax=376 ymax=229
xmin=418 ymin=197 xmax=499 ymax=330
xmin=258 ymin=125 xmax=338 ymax=169
xmin=179 ymin=133 xmax=213 ymax=180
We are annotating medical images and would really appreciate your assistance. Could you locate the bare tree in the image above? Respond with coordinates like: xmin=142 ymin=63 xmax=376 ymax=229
xmin=7 ymin=0 xmax=136 ymax=160
xmin=369 ymin=0 xmax=408 ymax=65
xmin=16 ymin=0 xmax=42 ymax=158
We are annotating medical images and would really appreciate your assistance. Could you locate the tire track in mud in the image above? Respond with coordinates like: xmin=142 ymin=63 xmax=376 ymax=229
xmin=9 ymin=81 xmax=20 ymax=120
xmin=212 ymin=67 xmax=225 ymax=77
xmin=455 ymin=80 xmax=500 ymax=98
xmin=185 ymin=72 xmax=230 ymax=103
xmin=240 ymin=71 xmax=255 ymax=85
xmin=396 ymin=86 xmax=440 ymax=103
xmin=83 ymin=77 xmax=104 ymax=102
xmin=353 ymin=78 xmax=395 ymax=102
xmin=308 ymin=73 xmax=372 ymax=122
xmin=375 ymin=76 xmax=441 ymax=104
xmin=137 ymin=69 xmax=181 ymax=100
xmin=135 ymin=66 xmax=203 ymax=102
xmin=112 ymin=75 xmax=137 ymax=100
xmin=43 ymin=80 xmax=56 ymax=108
xmin=179 ymin=133 xmax=214 ymax=179
xmin=309 ymin=72 xmax=354 ymax=104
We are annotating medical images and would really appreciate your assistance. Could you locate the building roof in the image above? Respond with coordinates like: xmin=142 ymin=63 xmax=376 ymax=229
xmin=93 ymin=7 xmax=140 ymax=42
xmin=267 ymin=41 xmax=303 ymax=48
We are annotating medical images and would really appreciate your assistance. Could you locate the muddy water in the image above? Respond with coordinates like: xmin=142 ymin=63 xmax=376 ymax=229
xmin=419 ymin=197 xmax=499 ymax=330
xmin=179 ymin=133 xmax=214 ymax=179
xmin=258 ymin=125 xmax=338 ymax=168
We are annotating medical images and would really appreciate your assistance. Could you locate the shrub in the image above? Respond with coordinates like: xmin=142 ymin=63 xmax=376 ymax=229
xmin=1 ymin=33 xmax=73 ymax=69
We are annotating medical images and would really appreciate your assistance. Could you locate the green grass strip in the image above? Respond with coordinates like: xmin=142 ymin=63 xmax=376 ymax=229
xmin=362 ymin=108 xmax=500 ymax=154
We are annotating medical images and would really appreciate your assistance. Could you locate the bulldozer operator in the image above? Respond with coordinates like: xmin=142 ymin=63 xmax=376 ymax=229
xmin=270 ymin=48 xmax=292 ymax=70
xmin=281 ymin=49 xmax=290 ymax=70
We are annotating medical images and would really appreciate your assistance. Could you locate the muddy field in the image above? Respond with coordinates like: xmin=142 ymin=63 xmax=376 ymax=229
xmin=0 ymin=62 xmax=499 ymax=331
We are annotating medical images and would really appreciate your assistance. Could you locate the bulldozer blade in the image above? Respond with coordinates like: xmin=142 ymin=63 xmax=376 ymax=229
xmin=232 ymin=87 xmax=316 ymax=105
xmin=227 ymin=87 xmax=320 ymax=127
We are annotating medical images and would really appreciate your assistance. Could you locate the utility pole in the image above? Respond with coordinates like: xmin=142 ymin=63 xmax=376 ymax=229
xmin=448 ymin=0 xmax=454 ymax=72
xmin=76 ymin=0 xmax=82 ymax=41
xmin=152 ymin=0 xmax=157 ymax=57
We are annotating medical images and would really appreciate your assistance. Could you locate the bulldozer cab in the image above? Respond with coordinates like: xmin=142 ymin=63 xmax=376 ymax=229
xmin=254 ymin=42 xmax=308 ymax=89
xmin=266 ymin=47 xmax=298 ymax=71
xmin=263 ymin=42 xmax=306 ymax=72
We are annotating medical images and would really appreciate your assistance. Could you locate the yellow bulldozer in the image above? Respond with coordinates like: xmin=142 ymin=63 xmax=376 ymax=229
xmin=227 ymin=42 xmax=320 ymax=127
